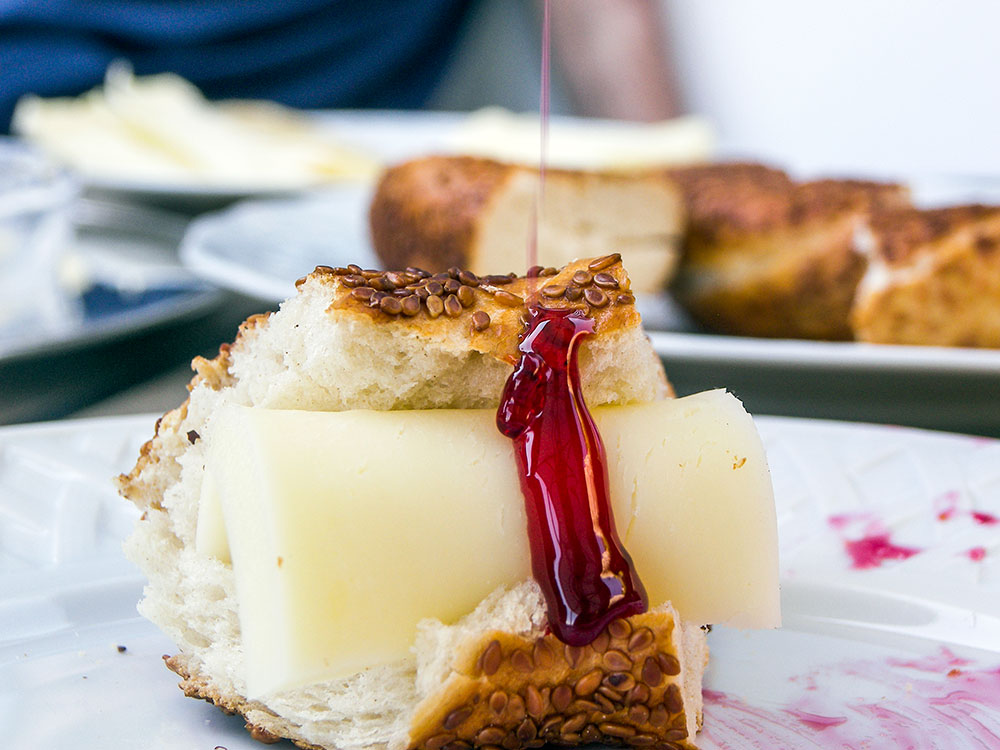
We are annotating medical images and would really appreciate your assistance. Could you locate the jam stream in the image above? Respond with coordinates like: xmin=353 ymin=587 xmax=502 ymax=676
xmin=526 ymin=0 xmax=551 ymax=272
xmin=497 ymin=306 xmax=648 ymax=646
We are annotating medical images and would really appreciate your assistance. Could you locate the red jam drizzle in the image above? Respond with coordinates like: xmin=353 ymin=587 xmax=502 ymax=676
xmin=497 ymin=305 xmax=647 ymax=646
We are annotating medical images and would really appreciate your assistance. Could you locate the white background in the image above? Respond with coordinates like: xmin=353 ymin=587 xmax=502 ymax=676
xmin=664 ymin=1 xmax=1000 ymax=177
xmin=435 ymin=0 xmax=1000 ymax=179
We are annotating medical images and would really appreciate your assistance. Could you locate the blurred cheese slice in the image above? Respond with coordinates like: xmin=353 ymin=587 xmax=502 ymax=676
xmin=200 ymin=389 xmax=778 ymax=697
xmin=13 ymin=63 xmax=377 ymax=188
xmin=446 ymin=107 xmax=715 ymax=169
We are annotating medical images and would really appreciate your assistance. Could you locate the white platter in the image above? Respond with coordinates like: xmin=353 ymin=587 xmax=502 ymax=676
xmin=1 ymin=413 xmax=998 ymax=748
xmin=75 ymin=110 xmax=462 ymax=212
xmin=82 ymin=176 xmax=317 ymax=213
xmin=0 ymin=199 xmax=223 ymax=363
xmin=180 ymin=184 xmax=377 ymax=301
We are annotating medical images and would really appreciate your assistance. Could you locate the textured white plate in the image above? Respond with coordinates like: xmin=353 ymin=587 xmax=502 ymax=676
xmin=180 ymin=184 xmax=378 ymax=301
xmin=2 ymin=414 xmax=999 ymax=748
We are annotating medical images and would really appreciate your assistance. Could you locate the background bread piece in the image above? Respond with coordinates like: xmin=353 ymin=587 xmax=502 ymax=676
xmin=668 ymin=163 xmax=910 ymax=340
xmin=851 ymin=204 xmax=1000 ymax=347
xmin=118 ymin=259 xmax=693 ymax=750
xmin=665 ymin=162 xmax=795 ymax=244
xmin=369 ymin=156 xmax=685 ymax=293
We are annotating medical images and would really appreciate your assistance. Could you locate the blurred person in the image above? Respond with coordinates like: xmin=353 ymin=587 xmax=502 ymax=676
xmin=550 ymin=0 xmax=681 ymax=121
xmin=0 ymin=0 xmax=681 ymax=133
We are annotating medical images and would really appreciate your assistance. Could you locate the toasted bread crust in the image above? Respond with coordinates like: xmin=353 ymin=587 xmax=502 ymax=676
xmin=371 ymin=157 xmax=518 ymax=273
xmin=851 ymin=204 xmax=1000 ymax=347
xmin=409 ymin=609 xmax=702 ymax=750
xmin=669 ymin=165 xmax=910 ymax=340
xmin=665 ymin=162 xmax=794 ymax=242
xmin=165 ymin=654 xmax=287 ymax=747
xmin=313 ymin=255 xmax=643 ymax=366
xmin=864 ymin=204 xmax=1000 ymax=265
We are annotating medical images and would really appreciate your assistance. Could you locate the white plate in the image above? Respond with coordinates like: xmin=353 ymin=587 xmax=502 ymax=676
xmin=82 ymin=176 xmax=317 ymax=213
xmin=0 ymin=200 xmax=224 ymax=363
xmin=180 ymin=185 xmax=378 ymax=301
xmin=1 ymin=413 xmax=999 ymax=747
xmin=77 ymin=110 xmax=464 ymax=212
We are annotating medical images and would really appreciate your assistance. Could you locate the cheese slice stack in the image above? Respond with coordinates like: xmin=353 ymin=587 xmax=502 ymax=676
xmin=199 ymin=389 xmax=779 ymax=697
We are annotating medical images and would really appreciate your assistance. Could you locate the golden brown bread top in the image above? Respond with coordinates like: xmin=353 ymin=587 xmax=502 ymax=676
xmin=305 ymin=254 xmax=640 ymax=366
xmin=790 ymin=179 xmax=910 ymax=224
xmin=665 ymin=162 xmax=909 ymax=241
xmin=865 ymin=204 xmax=1000 ymax=265
xmin=664 ymin=162 xmax=794 ymax=239
xmin=370 ymin=157 xmax=518 ymax=272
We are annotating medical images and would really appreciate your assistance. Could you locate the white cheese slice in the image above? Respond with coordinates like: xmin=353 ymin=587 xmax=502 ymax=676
xmin=200 ymin=389 xmax=778 ymax=697
xmin=446 ymin=107 xmax=715 ymax=169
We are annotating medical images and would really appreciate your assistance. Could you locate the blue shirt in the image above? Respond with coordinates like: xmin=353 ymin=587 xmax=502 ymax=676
xmin=0 ymin=0 xmax=473 ymax=132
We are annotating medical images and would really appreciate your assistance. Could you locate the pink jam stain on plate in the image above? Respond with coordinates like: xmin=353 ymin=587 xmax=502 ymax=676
xmin=968 ymin=546 xmax=988 ymax=562
xmin=826 ymin=514 xmax=923 ymax=570
xmin=933 ymin=491 xmax=998 ymax=526
xmin=700 ymin=648 xmax=1000 ymax=748
xmin=935 ymin=490 xmax=960 ymax=521
xmin=827 ymin=512 xmax=875 ymax=532
xmin=828 ymin=500 xmax=997 ymax=570
xmin=971 ymin=511 xmax=998 ymax=526
xmin=844 ymin=533 xmax=921 ymax=569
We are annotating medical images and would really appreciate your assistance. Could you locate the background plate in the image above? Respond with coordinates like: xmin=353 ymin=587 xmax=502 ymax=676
xmin=0 ymin=413 xmax=998 ymax=748
xmin=77 ymin=110 xmax=463 ymax=212
xmin=0 ymin=199 xmax=223 ymax=363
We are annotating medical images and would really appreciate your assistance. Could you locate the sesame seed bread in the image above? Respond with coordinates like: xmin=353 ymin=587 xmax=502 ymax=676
xmin=850 ymin=204 xmax=1000 ymax=347
xmin=369 ymin=156 xmax=685 ymax=294
xmin=118 ymin=258 xmax=708 ymax=750
xmin=668 ymin=164 xmax=911 ymax=340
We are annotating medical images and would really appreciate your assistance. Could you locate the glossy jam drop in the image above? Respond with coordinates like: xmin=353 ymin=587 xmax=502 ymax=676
xmin=497 ymin=305 xmax=647 ymax=646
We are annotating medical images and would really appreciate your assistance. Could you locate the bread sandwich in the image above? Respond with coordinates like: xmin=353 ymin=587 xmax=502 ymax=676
xmin=369 ymin=156 xmax=685 ymax=294
xmin=118 ymin=256 xmax=779 ymax=750
xmin=668 ymin=163 xmax=910 ymax=340
xmin=851 ymin=204 xmax=1000 ymax=347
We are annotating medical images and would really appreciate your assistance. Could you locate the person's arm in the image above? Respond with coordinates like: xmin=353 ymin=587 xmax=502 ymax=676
xmin=547 ymin=0 xmax=682 ymax=121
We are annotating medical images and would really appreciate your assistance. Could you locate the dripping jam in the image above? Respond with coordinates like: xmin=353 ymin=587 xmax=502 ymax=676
xmin=497 ymin=305 xmax=647 ymax=646
xmin=501 ymin=0 xmax=645 ymax=646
